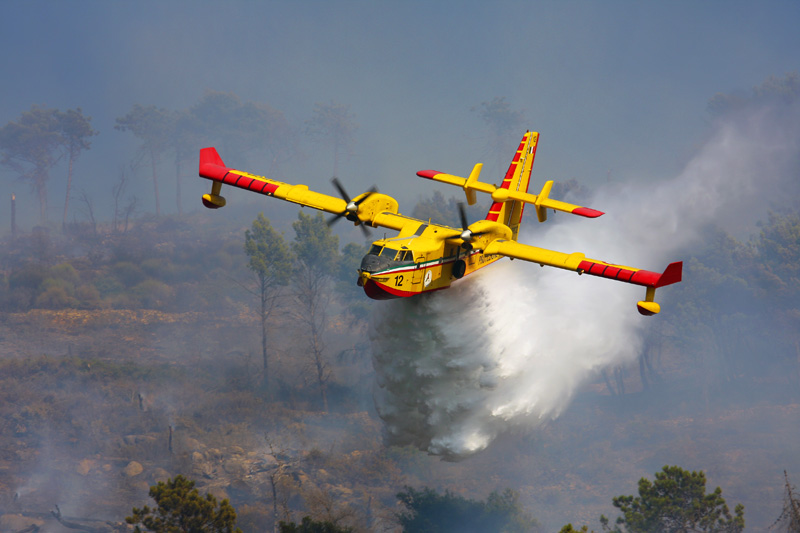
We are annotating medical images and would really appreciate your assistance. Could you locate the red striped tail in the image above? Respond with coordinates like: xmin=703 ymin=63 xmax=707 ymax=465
xmin=484 ymin=131 xmax=539 ymax=241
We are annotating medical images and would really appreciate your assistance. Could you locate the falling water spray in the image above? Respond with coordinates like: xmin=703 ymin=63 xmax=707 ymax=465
xmin=370 ymin=102 xmax=800 ymax=460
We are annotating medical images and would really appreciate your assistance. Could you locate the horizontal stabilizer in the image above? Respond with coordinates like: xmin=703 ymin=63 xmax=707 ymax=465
xmin=416 ymin=169 xmax=604 ymax=221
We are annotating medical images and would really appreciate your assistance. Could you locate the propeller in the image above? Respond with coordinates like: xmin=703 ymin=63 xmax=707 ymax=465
xmin=326 ymin=177 xmax=378 ymax=237
xmin=456 ymin=203 xmax=490 ymax=250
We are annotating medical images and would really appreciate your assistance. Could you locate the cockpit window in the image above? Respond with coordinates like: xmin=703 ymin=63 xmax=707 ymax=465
xmin=371 ymin=245 xmax=414 ymax=262
xmin=380 ymin=247 xmax=399 ymax=260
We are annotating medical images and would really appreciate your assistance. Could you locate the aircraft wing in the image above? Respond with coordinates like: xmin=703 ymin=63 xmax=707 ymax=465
xmin=198 ymin=147 xmax=410 ymax=232
xmin=483 ymin=238 xmax=682 ymax=314
xmin=417 ymin=171 xmax=604 ymax=221
xmin=199 ymin=147 xmax=348 ymax=212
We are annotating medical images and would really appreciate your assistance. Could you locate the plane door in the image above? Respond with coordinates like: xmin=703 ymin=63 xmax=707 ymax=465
xmin=412 ymin=257 xmax=424 ymax=286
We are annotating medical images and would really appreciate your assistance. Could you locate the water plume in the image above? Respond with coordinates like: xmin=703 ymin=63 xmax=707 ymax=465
xmin=370 ymin=101 xmax=800 ymax=460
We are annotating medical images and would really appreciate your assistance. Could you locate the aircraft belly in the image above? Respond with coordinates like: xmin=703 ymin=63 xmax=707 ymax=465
xmin=363 ymin=280 xmax=403 ymax=300
xmin=362 ymin=252 xmax=500 ymax=300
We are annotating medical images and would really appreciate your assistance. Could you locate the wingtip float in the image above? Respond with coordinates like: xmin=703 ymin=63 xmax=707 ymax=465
xmin=199 ymin=131 xmax=682 ymax=315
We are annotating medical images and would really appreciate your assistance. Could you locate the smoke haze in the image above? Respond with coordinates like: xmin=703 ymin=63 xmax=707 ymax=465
xmin=2 ymin=2 xmax=800 ymax=530
xmin=371 ymin=100 xmax=800 ymax=460
xmin=2 ymin=2 xmax=800 ymax=230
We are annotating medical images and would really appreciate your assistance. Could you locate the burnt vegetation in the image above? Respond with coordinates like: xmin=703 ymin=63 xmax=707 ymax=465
xmin=1 ymin=78 xmax=799 ymax=531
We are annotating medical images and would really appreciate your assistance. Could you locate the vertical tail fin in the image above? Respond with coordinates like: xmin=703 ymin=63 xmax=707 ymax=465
xmin=484 ymin=131 xmax=539 ymax=241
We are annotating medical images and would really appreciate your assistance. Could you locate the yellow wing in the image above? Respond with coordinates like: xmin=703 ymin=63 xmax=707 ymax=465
xmin=198 ymin=147 xmax=412 ymax=232
xmin=483 ymin=238 xmax=682 ymax=315
xmin=417 ymin=131 xmax=603 ymax=223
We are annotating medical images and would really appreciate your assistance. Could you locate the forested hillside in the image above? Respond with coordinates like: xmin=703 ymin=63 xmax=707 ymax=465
xmin=1 ymin=75 xmax=800 ymax=531
xmin=0 ymin=191 xmax=799 ymax=530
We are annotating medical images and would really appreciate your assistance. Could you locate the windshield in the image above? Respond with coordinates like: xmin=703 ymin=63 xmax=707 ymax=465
xmin=368 ymin=245 xmax=414 ymax=262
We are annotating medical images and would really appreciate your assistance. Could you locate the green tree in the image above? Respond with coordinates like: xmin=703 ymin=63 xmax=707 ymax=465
xmin=116 ymin=104 xmax=176 ymax=216
xmin=279 ymin=516 xmax=354 ymax=533
xmin=0 ymin=105 xmax=63 ymax=222
xmin=126 ymin=475 xmax=242 ymax=533
xmin=292 ymin=212 xmax=339 ymax=411
xmin=305 ymin=101 xmax=358 ymax=178
xmin=601 ymin=465 xmax=744 ymax=533
xmin=244 ymin=213 xmax=293 ymax=382
xmin=396 ymin=486 xmax=538 ymax=533
xmin=57 ymin=107 xmax=98 ymax=228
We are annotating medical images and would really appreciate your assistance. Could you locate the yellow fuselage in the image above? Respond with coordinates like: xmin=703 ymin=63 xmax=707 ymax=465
xmin=358 ymin=222 xmax=502 ymax=300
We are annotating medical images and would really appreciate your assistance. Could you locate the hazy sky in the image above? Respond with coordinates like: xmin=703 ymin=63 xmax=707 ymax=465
xmin=2 ymin=1 xmax=799 ymax=228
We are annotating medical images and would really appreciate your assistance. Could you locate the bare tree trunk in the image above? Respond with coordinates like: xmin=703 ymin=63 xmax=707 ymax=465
xmin=614 ymin=366 xmax=626 ymax=396
xmin=602 ymin=368 xmax=617 ymax=396
xmin=175 ymin=156 xmax=182 ymax=216
xmin=79 ymin=190 xmax=96 ymax=235
xmin=36 ymin=172 xmax=47 ymax=223
xmin=311 ymin=319 xmax=329 ymax=412
xmin=291 ymin=259 xmax=333 ymax=412
xmin=270 ymin=473 xmax=279 ymax=533
xmin=62 ymin=151 xmax=75 ymax=230
xmin=261 ymin=278 xmax=269 ymax=383
xmin=150 ymin=148 xmax=160 ymax=217
xmin=11 ymin=193 xmax=16 ymax=236
xmin=639 ymin=355 xmax=650 ymax=391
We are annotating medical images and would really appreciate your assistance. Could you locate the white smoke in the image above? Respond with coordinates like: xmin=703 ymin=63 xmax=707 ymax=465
xmin=370 ymin=102 xmax=800 ymax=460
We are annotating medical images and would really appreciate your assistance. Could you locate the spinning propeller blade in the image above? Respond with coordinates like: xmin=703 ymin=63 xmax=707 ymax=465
xmin=326 ymin=177 xmax=378 ymax=236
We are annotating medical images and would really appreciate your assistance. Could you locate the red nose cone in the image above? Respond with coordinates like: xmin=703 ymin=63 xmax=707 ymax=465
xmin=363 ymin=280 xmax=400 ymax=300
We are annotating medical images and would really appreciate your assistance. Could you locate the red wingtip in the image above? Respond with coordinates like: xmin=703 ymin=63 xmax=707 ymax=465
xmin=199 ymin=147 xmax=229 ymax=180
xmin=572 ymin=207 xmax=605 ymax=218
xmin=416 ymin=170 xmax=441 ymax=179
xmin=200 ymin=147 xmax=225 ymax=167
xmin=655 ymin=261 xmax=683 ymax=288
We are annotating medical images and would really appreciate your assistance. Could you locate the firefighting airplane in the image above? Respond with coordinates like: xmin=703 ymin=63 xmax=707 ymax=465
xmin=199 ymin=131 xmax=682 ymax=315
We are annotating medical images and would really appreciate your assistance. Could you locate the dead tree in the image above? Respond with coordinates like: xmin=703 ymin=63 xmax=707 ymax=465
xmin=771 ymin=470 xmax=800 ymax=532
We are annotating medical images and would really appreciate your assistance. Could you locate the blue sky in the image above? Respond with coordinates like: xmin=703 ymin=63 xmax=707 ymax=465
xmin=1 ymin=1 xmax=799 ymax=227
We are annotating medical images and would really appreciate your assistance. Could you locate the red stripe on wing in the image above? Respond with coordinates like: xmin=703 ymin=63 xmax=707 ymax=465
xmin=578 ymin=260 xmax=660 ymax=286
